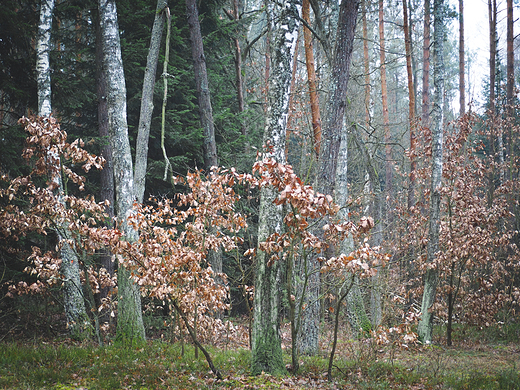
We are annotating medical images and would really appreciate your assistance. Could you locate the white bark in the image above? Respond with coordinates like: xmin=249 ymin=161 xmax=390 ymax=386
xmin=37 ymin=0 xmax=90 ymax=339
xmin=99 ymin=0 xmax=145 ymax=343
xmin=251 ymin=0 xmax=300 ymax=375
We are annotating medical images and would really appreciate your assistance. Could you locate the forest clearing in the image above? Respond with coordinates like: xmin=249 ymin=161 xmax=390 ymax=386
xmin=1 ymin=0 xmax=520 ymax=388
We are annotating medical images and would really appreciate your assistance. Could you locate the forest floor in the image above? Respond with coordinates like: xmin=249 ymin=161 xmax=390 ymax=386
xmin=1 ymin=315 xmax=519 ymax=389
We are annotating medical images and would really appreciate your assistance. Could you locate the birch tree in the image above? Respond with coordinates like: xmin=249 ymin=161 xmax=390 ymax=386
xmin=37 ymin=0 xmax=90 ymax=339
xmin=98 ymin=0 xmax=145 ymax=344
xmin=251 ymin=0 xmax=300 ymax=375
xmin=418 ymin=0 xmax=445 ymax=344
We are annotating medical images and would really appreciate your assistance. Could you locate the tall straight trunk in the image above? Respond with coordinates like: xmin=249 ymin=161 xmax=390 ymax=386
xmin=337 ymin=130 xmax=372 ymax=334
xmin=363 ymin=0 xmax=370 ymax=128
xmin=37 ymin=0 xmax=90 ymax=339
xmin=251 ymin=1 xmax=300 ymax=375
xmin=300 ymin=0 xmax=360 ymax=355
xmin=421 ymin=0 xmax=431 ymax=129
xmin=134 ymin=0 xmax=167 ymax=204
xmin=186 ymin=0 xmax=218 ymax=171
xmin=303 ymin=0 xmax=321 ymax=157
xmin=95 ymin=7 xmax=115 ymax=318
xmin=459 ymin=0 xmax=465 ymax=116
xmin=99 ymin=0 xmax=146 ymax=344
xmin=418 ymin=0 xmax=445 ymax=344
xmin=506 ymin=0 xmax=513 ymax=167
xmin=403 ymin=0 xmax=416 ymax=210
xmin=232 ymin=0 xmax=247 ymax=145
xmin=378 ymin=0 xmax=392 ymax=210
xmin=488 ymin=0 xmax=497 ymax=114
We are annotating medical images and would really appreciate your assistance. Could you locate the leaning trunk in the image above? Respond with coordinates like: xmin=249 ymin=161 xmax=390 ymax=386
xmin=134 ymin=0 xmax=168 ymax=204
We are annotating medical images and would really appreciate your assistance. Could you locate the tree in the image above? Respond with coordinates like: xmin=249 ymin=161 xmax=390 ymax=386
xmin=298 ymin=0 xmax=361 ymax=355
xmin=378 ymin=0 xmax=392 ymax=212
xmin=37 ymin=0 xmax=91 ymax=339
xmin=251 ymin=0 xmax=300 ymax=375
xmin=458 ymin=0 xmax=465 ymax=116
xmin=134 ymin=0 xmax=168 ymax=204
xmin=403 ymin=0 xmax=417 ymax=210
xmin=186 ymin=0 xmax=218 ymax=172
xmin=418 ymin=0 xmax=445 ymax=344
xmin=98 ymin=0 xmax=146 ymax=344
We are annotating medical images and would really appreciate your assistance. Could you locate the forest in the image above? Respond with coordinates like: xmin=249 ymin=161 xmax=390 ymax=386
xmin=1 ymin=0 xmax=520 ymax=388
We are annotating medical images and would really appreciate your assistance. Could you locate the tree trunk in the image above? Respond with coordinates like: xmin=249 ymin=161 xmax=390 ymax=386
xmin=134 ymin=0 xmax=167 ymax=204
xmin=418 ymin=0 xmax=445 ymax=344
xmin=232 ymin=0 xmax=247 ymax=149
xmin=337 ymin=130 xmax=371 ymax=335
xmin=251 ymin=1 xmax=300 ymax=375
xmin=403 ymin=0 xmax=416 ymax=210
xmin=421 ymin=0 xmax=431 ymax=129
xmin=186 ymin=0 xmax=218 ymax=172
xmin=300 ymin=0 xmax=360 ymax=356
xmin=95 ymin=10 xmax=115 ymax=323
xmin=37 ymin=0 xmax=90 ymax=339
xmin=378 ymin=0 xmax=392 ymax=215
xmin=459 ymin=0 xmax=465 ymax=116
xmin=99 ymin=0 xmax=146 ymax=344
xmin=506 ymin=0 xmax=513 ymax=170
xmin=303 ymin=0 xmax=321 ymax=157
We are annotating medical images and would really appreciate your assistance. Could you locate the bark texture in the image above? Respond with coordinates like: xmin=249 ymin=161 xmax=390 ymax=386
xmin=251 ymin=0 xmax=300 ymax=375
xmin=99 ymin=0 xmax=145 ymax=344
xmin=38 ymin=0 xmax=90 ymax=339
xmin=403 ymin=0 xmax=417 ymax=210
xmin=302 ymin=0 xmax=321 ymax=157
xmin=134 ymin=0 xmax=168 ymax=204
xmin=186 ymin=0 xmax=218 ymax=171
xmin=418 ymin=0 xmax=445 ymax=344
xmin=421 ymin=0 xmax=431 ymax=129
xmin=300 ymin=0 xmax=360 ymax=356
xmin=378 ymin=0 xmax=392 ymax=208
xmin=458 ymin=0 xmax=465 ymax=116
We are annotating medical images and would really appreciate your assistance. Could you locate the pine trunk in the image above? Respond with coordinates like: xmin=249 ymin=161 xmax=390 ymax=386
xmin=459 ymin=0 xmax=465 ymax=116
xmin=418 ymin=0 xmax=445 ymax=344
xmin=99 ymin=0 xmax=146 ymax=344
xmin=403 ymin=0 xmax=416 ymax=210
xmin=251 ymin=1 xmax=300 ymax=375
xmin=378 ymin=0 xmax=392 ymax=212
xmin=303 ymin=0 xmax=321 ymax=157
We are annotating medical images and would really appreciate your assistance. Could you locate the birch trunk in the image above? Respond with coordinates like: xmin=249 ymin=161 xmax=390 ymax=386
xmin=251 ymin=0 xmax=300 ymax=375
xmin=37 ymin=0 xmax=90 ymax=339
xmin=134 ymin=0 xmax=167 ymax=204
xmin=99 ymin=0 xmax=145 ymax=344
xmin=418 ymin=0 xmax=445 ymax=344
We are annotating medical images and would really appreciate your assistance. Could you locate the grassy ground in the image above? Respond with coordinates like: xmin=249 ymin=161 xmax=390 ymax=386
xmin=1 ymin=324 xmax=519 ymax=390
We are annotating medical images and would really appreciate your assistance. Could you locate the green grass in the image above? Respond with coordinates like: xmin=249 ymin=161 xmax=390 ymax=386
xmin=0 ymin=337 xmax=519 ymax=389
